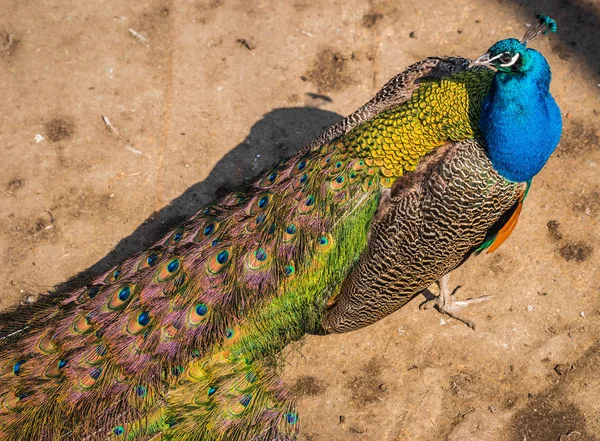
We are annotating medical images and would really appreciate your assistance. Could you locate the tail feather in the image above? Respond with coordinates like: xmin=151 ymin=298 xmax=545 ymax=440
xmin=163 ymin=356 xmax=298 ymax=441
xmin=0 ymin=137 xmax=380 ymax=440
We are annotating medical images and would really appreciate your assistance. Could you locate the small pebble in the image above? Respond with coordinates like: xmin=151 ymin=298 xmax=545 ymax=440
xmin=409 ymin=31 xmax=416 ymax=39
xmin=554 ymin=364 xmax=571 ymax=375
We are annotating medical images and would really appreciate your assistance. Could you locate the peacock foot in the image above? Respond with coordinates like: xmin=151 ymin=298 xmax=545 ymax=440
xmin=419 ymin=273 xmax=492 ymax=330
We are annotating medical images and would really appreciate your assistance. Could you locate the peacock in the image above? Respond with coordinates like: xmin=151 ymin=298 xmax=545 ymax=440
xmin=0 ymin=15 xmax=561 ymax=440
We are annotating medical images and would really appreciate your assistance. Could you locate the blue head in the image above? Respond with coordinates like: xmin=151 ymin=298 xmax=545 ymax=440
xmin=475 ymin=14 xmax=562 ymax=183
xmin=473 ymin=14 xmax=557 ymax=75
xmin=478 ymin=38 xmax=527 ymax=73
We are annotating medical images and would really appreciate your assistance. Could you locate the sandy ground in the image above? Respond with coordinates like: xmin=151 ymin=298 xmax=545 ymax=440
xmin=1 ymin=0 xmax=600 ymax=440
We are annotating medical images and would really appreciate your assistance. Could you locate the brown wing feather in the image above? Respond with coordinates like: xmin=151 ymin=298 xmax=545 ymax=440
xmin=322 ymin=139 xmax=527 ymax=333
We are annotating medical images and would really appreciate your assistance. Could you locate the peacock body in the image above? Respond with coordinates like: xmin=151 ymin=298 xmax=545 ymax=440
xmin=0 ymin=15 xmax=561 ymax=441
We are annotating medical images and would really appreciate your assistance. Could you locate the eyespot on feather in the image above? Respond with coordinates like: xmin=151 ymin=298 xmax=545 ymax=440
xmin=352 ymin=160 xmax=366 ymax=171
xmin=283 ymin=224 xmax=297 ymax=242
xmin=362 ymin=179 xmax=375 ymax=192
xmin=227 ymin=393 xmax=254 ymax=416
xmin=44 ymin=358 xmax=68 ymax=378
xmin=162 ymin=272 xmax=187 ymax=297
xmin=222 ymin=327 xmax=241 ymax=348
xmin=194 ymin=220 xmax=221 ymax=242
xmin=166 ymin=228 xmax=185 ymax=246
xmin=194 ymin=385 xmax=216 ymax=406
xmin=188 ymin=302 xmax=209 ymax=326
xmin=246 ymin=247 xmax=269 ymax=270
xmin=285 ymin=412 xmax=299 ymax=424
xmin=12 ymin=360 xmax=26 ymax=376
xmin=316 ymin=234 xmax=334 ymax=252
xmin=207 ymin=246 xmax=232 ymax=274
xmin=381 ymin=177 xmax=395 ymax=188
xmin=246 ymin=212 xmax=268 ymax=233
xmin=2 ymin=392 xmax=24 ymax=411
xmin=84 ymin=343 xmax=107 ymax=365
xmin=330 ymin=160 xmax=345 ymax=174
xmin=138 ymin=251 xmax=161 ymax=271
xmin=259 ymin=170 xmax=279 ymax=187
xmin=79 ymin=366 xmax=103 ymax=389
xmin=292 ymin=173 xmax=309 ymax=190
xmin=247 ymin=193 xmax=273 ymax=215
xmin=157 ymin=258 xmax=182 ymax=282
xmin=134 ymin=331 xmax=149 ymax=351
xmin=76 ymin=284 xmax=102 ymax=304
xmin=134 ymin=385 xmax=148 ymax=398
xmin=298 ymin=195 xmax=316 ymax=214
xmin=126 ymin=310 xmax=151 ymax=334
xmin=320 ymin=155 xmax=333 ymax=167
xmin=72 ymin=313 xmax=93 ymax=333
xmin=291 ymin=158 xmax=310 ymax=176
xmin=105 ymin=267 xmax=123 ymax=283
xmin=283 ymin=263 xmax=296 ymax=279
xmin=107 ymin=284 xmax=134 ymax=311
xmin=330 ymin=174 xmax=346 ymax=190
xmin=233 ymin=371 xmax=258 ymax=393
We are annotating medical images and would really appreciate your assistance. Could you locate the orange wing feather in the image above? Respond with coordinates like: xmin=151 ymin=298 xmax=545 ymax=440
xmin=486 ymin=200 xmax=524 ymax=254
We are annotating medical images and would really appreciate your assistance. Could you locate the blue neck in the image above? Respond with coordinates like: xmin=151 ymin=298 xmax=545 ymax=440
xmin=479 ymin=49 xmax=562 ymax=182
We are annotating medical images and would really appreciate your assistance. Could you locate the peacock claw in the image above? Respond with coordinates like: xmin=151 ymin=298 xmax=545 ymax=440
xmin=419 ymin=274 xmax=492 ymax=330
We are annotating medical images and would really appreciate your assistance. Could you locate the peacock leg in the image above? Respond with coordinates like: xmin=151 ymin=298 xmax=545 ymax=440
xmin=419 ymin=273 xmax=492 ymax=330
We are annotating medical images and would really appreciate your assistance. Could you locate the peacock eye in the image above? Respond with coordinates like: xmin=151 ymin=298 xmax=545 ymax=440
xmin=499 ymin=53 xmax=514 ymax=64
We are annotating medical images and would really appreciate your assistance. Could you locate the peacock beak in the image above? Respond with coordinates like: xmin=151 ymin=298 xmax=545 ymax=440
xmin=470 ymin=52 xmax=492 ymax=67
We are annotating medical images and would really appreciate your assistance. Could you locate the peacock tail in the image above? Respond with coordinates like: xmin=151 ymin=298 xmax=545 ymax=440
xmin=0 ymin=48 xmax=540 ymax=440
xmin=0 ymin=134 xmax=383 ymax=439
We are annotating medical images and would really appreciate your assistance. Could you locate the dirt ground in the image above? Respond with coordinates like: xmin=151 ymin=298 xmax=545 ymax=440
xmin=1 ymin=0 xmax=599 ymax=440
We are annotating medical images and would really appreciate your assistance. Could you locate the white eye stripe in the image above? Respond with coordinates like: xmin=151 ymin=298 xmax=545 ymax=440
xmin=500 ymin=53 xmax=520 ymax=67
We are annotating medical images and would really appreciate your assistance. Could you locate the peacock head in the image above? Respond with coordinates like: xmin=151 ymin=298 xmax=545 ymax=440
xmin=472 ymin=14 xmax=557 ymax=73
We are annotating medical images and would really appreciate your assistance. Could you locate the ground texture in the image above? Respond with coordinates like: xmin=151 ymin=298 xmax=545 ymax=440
xmin=1 ymin=0 xmax=599 ymax=440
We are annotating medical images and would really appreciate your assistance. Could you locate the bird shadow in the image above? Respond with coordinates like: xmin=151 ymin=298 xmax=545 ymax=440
xmin=48 ymin=105 xmax=343 ymax=299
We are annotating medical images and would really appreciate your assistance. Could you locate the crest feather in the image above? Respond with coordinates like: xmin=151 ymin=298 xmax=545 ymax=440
xmin=520 ymin=14 xmax=557 ymax=45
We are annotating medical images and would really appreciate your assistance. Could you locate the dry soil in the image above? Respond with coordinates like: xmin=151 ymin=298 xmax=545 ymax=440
xmin=1 ymin=1 xmax=599 ymax=440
